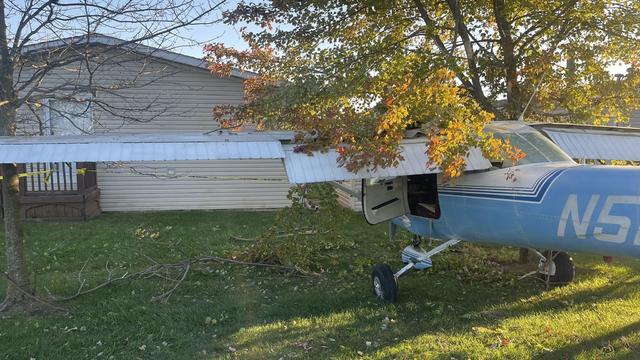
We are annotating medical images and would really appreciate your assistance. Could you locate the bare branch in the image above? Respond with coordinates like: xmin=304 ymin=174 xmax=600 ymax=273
xmin=0 ymin=271 xmax=68 ymax=313
xmin=514 ymin=0 xmax=579 ymax=51
xmin=56 ymin=254 xmax=317 ymax=303
xmin=151 ymin=261 xmax=190 ymax=303
xmin=413 ymin=0 xmax=500 ymax=117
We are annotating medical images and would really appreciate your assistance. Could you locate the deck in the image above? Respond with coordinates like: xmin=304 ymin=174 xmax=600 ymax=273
xmin=0 ymin=162 xmax=101 ymax=220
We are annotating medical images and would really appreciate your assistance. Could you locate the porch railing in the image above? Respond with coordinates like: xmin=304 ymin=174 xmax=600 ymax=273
xmin=1 ymin=162 xmax=100 ymax=219
xmin=19 ymin=162 xmax=98 ymax=195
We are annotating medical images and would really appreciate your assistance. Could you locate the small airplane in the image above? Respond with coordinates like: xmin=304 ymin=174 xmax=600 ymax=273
xmin=1 ymin=121 xmax=639 ymax=303
xmin=363 ymin=121 xmax=640 ymax=302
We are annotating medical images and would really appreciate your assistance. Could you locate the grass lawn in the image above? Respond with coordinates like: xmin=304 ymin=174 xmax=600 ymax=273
xmin=1 ymin=211 xmax=640 ymax=359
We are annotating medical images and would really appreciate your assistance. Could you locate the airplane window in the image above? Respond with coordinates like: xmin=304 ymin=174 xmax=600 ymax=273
xmin=518 ymin=132 xmax=573 ymax=163
xmin=490 ymin=131 xmax=572 ymax=167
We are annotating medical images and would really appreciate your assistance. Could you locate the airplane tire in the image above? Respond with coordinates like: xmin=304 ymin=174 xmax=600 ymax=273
xmin=371 ymin=264 xmax=398 ymax=302
xmin=547 ymin=251 xmax=575 ymax=284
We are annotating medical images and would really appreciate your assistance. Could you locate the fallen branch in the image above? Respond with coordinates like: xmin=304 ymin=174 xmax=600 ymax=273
xmin=58 ymin=263 xmax=130 ymax=302
xmin=230 ymin=235 xmax=256 ymax=242
xmin=195 ymin=256 xmax=319 ymax=277
xmin=151 ymin=261 xmax=191 ymax=303
xmin=56 ymin=254 xmax=318 ymax=303
xmin=0 ymin=272 xmax=68 ymax=313
xmin=230 ymin=229 xmax=330 ymax=242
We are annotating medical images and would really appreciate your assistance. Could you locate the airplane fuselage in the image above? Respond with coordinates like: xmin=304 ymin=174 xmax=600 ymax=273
xmin=394 ymin=162 xmax=640 ymax=258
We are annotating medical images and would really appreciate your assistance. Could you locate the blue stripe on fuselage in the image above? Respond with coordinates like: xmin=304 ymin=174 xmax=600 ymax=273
xmin=440 ymin=168 xmax=555 ymax=194
xmin=438 ymin=169 xmax=565 ymax=203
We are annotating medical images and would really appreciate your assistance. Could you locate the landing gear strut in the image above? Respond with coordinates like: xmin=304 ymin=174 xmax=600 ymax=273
xmin=522 ymin=249 xmax=575 ymax=288
xmin=538 ymin=250 xmax=575 ymax=285
xmin=371 ymin=239 xmax=461 ymax=302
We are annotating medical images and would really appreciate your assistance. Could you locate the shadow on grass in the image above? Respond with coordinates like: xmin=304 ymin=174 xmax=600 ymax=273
xmin=534 ymin=320 xmax=640 ymax=360
xmin=198 ymin=243 xmax=640 ymax=359
xmin=214 ymin=262 xmax=640 ymax=359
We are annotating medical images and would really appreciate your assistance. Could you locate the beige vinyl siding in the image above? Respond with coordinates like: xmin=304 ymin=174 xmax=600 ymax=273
xmin=98 ymin=160 xmax=291 ymax=211
xmin=94 ymin=56 xmax=291 ymax=211
xmin=93 ymin=63 xmax=246 ymax=133
xmin=16 ymin=49 xmax=292 ymax=211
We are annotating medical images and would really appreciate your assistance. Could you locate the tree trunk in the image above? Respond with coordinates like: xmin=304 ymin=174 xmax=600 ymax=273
xmin=493 ymin=0 xmax=522 ymax=120
xmin=493 ymin=0 xmax=529 ymax=261
xmin=0 ymin=0 xmax=32 ymax=311
xmin=0 ymin=104 xmax=32 ymax=311
xmin=0 ymin=162 xmax=32 ymax=311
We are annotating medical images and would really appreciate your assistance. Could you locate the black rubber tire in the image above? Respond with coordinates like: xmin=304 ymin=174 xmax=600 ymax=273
xmin=371 ymin=263 xmax=398 ymax=302
xmin=546 ymin=251 xmax=575 ymax=284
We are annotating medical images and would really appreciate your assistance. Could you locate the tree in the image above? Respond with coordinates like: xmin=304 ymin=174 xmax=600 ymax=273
xmin=206 ymin=0 xmax=640 ymax=176
xmin=0 ymin=0 xmax=224 ymax=313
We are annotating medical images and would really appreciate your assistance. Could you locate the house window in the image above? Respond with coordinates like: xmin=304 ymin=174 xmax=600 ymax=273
xmin=45 ymin=99 xmax=93 ymax=135
xmin=26 ymin=99 xmax=94 ymax=192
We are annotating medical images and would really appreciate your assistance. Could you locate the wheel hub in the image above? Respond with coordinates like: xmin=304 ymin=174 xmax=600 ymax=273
xmin=537 ymin=257 xmax=557 ymax=276
xmin=373 ymin=276 xmax=383 ymax=298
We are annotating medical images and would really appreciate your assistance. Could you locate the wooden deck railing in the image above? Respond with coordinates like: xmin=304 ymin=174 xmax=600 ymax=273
xmin=1 ymin=162 xmax=101 ymax=220
xmin=19 ymin=162 xmax=97 ymax=195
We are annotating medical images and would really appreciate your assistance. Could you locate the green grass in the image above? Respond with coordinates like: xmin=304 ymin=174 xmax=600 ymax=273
xmin=1 ymin=211 xmax=640 ymax=359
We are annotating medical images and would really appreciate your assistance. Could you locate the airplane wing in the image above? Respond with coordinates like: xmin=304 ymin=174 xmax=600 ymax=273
xmin=532 ymin=123 xmax=640 ymax=162
xmin=0 ymin=132 xmax=288 ymax=163
xmin=0 ymin=131 xmax=492 ymax=183
xmin=283 ymin=139 xmax=490 ymax=183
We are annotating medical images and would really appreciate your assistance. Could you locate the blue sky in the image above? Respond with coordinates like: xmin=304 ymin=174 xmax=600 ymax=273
xmin=176 ymin=22 xmax=249 ymax=58
xmin=133 ymin=0 xmax=254 ymax=59
xmin=5 ymin=0 xmax=250 ymax=60
xmin=173 ymin=0 xmax=253 ymax=60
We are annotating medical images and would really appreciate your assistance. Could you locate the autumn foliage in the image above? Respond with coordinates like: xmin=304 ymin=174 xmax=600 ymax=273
xmin=205 ymin=1 xmax=639 ymax=177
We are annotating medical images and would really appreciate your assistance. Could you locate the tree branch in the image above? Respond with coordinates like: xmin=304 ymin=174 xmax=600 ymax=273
xmin=0 ymin=271 xmax=68 ymax=313
xmin=55 ymin=254 xmax=318 ymax=303
xmin=492 ymin=0 xmax=520 ymax=119
xmin=443 ymin=0 xmax=501 ymax=118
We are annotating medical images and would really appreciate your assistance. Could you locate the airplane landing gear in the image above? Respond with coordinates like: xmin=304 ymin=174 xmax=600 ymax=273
xmin=523 ymin=250 xmax=575 ymax=287
xmin=538 ymin=251 xmax=575 ymax=285
xmin=371 ymin=239 xmax=461 ymax=302
xmin=371 ymin=264 xmax=398 ymax=302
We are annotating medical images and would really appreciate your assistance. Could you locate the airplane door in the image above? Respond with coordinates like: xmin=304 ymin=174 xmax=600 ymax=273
xmin=362 ymin=177 xmax=409 ymax=224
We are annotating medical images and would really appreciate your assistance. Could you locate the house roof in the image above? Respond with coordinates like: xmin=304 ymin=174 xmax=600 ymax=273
xmin=20 ymin=34 xmax=255 ymax=80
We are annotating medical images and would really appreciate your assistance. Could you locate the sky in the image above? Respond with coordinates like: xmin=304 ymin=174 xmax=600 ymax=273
xmin=5 ymin=0 xmax=251 ymax=60
xmin=177 ymin=26 xmax=246 ymax=58
xmin=175 ymin=0 xmax=251 ymax=57
xmin=172 ymin=16 xmax=251 ymax=59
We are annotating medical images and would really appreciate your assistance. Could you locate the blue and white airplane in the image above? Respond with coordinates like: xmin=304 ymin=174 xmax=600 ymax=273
xmin=363 ymin=121 xmax=640 ymax=302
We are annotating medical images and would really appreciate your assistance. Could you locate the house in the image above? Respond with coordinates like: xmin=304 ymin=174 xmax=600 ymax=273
xmin=7 ymin=34 xmax=293 ymax=218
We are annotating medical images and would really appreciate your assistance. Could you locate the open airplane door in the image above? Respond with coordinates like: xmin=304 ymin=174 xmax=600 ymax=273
xmin=362 ymin=177 xmax=409 ymax=224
